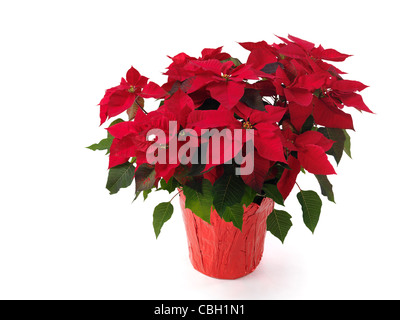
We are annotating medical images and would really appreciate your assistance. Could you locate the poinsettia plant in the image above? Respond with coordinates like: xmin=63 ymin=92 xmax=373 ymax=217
xmin=88 ymin=35 xmax=371 ymax=242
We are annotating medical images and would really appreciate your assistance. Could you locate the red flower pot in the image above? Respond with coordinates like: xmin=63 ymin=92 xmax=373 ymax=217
xmin=179 ymin=192 xmax=274 ymax=279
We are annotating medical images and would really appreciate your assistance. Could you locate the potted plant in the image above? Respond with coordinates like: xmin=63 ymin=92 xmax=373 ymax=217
xmin=88 ymin=35 xmax=372 ymax=279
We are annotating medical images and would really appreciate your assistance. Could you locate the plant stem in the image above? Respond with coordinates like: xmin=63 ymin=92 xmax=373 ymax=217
xmin=169 ymin=192 xmax=179 ymax=203
xmin=139 ymin=104 xmax=148 ymax=115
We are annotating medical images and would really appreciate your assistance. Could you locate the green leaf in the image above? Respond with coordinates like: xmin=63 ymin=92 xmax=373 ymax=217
xmin=297 ymin=190 xmax=322 ymax=233
xmin=187 ymin=163 xmax=206 ymax=176
xmin=135 ymin=164 xmax=156 ymax=193
xmin=262 ymin=183 xmax=284 ymax=206
xmin=143 ymin=189 xmax=152 ymax=201
xmin=212 ymin=172 xmax=246 ymax=217
xmin=240 ymin=88 xmax=265 ymax=111
xmin=182 ymin=179 xmax=213 ymax=223
xmin=275 ymin=161 xmax=291 ymax=170
xmin=343 ymin=129 xmax=352 ymax=158
xmin=106 ymin=162 xmax=135 ymax=195
xmin=172 ymin=165 xmax=192 ymax=185
xmin=318 ymin=127 xmax=346 ymax=165
xmin=87 ymin=118 xmax=124 ymax=154
xmin=315 ymin=175 xmax=335 ymax=203
xmin=197 ymin=98 xmax=220 ymax=111
xmin=241 ymin=184 xmax=257 ymax=207
xmin=301 ymin=115 xmax=315 ymax=133
xmin=160 ymin=178 xmax=179 ymax=194
xmin=87 ymin=137 xmax=113 ymax=154
xmin=132 ymin=191 xmax=142 ymax=202
xmin=222 ymin=204 xmax=244 ymax=230
xmin=153 ymin=202 xmax=174 ymax=238
xmin=267 ymin=209 xmax=293 ymax=243
xmin=221 ymin=57 xmax=242 ymax=67
xmin=261 ymin=62 xmax=283 ymax=74
xmin=183 ymin=178 xmax=203 ymax=194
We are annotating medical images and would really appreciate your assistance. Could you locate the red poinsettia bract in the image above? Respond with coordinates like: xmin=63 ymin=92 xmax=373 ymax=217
xmin=99 ymin=67 xmax=166 ymax=125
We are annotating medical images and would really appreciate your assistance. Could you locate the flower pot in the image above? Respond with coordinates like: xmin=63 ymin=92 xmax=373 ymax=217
xmin=179 ymin=192 xmax=274 ymax=279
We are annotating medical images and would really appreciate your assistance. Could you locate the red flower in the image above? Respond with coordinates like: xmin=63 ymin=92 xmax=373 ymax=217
xmin=312 ymin=96 xmax=355 ymax=129
xmin=90 ymin=36 xmax=374 ymax=242
xmin=159 ymin=89 xmax=194 ymax=128
xmin=107 ymin=108 xmax=181 ymax=182
xmin=295 ymin=131 xmax=336 ymax=175
xmin=94 ymin=36 xmax=371 ymax=206
xmin=200 ymin=46 xmax=231 ymax=61
xmin=165 ymin=46 xmax=231 ymax=81
xmin=282 ymin=127 xmax=336 ymax=175
xmin=99 ymin=67 xmax=166 ymax=125
xmin=186 ymin=59 xmax=259 ymax=109
xmin=276 ymin=34 xmax=352 ymax=62
xmin=164 ymin=52 xmax=197 ymax=82
xmin=185 ymin=108 xmax=242 ymax=171
xmin=241 ymin=151 xmax=273 ymax=193
xmin=235 ymin=105 xmax=287 ymax=163
xmin=274 ymin=64 xmax=315 ymax=106
xmin=277 ymin=128 xmax=335 ymax=199
xmin=277 ymin=155 xmax=301 ymax=199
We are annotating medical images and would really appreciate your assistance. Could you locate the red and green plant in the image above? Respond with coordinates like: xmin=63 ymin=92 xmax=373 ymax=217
xmin=88 ymin=35 xmax=371 ymax=242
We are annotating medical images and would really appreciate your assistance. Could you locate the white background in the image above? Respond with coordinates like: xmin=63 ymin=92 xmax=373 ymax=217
xmin=1 ymin=0 xmax=399 ymax=300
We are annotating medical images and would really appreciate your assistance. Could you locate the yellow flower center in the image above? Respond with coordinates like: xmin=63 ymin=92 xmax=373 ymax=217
xmin=242 ymin=121 xmax=253 ymax=129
